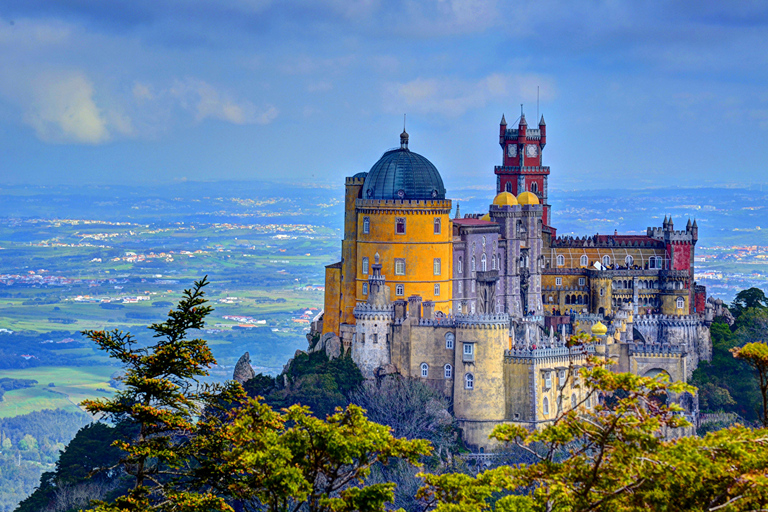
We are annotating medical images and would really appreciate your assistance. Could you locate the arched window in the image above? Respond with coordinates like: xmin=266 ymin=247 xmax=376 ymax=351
xmin=434 ymin=218 xmax=441 ymax=234
xmin=481 ymin=254 xmax=487 ymax=271
xmin=542 ymin=397 xmax=549 ymax=415
xmin=465 ymin=373 xmax=474 ymax=389
xmin=433 ymin=258 xmax=441 ymax=276
xmin=580 ymin=254 xmax=588 ymax=266
xmin=565 ymin=295 xmax=571 ymax=305
xmin=625 ymin=255 xmax=634 ymax=266
xmin=445 ymin=333 xmax=455 ymax=349
xmin=505 ymin=182 xmax=512 ymax=192
xmin=420 ymin=363 xmax=428 ymax=378
xmin=444 ymin=364 xmax=452 ymax=379
xmin=572 ymin=393 xmax=577 ymax=409
xmin=492 ymin=255 xmax=497 ymax=270
xmin=362 ymin=283 xmax=368 ymax=295
xmin=395 ymin=284 xmax=404 ymax=296
xmin=602 ymin=255 xmax=611 ymax=267
xmin=457 ymin=281 xmax=462 ymax=294
xmin=457 ymin=258 xmax=463 ymax=274
xmin=362 ymin=216 xmax=370 ymax=234
xmin=557 ymin=254 xmax=565 ymax=267
xmin=677 ymin=296 xmax=685 ymax=309
xmin=531 ymin=182 xmax=538 ymax=193
xmin=471 ymin=256 xmax=476 ymax=272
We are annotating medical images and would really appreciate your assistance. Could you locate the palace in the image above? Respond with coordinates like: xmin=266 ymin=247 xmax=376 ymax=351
xmin=312 ymin=112 xmax=714 ymax=449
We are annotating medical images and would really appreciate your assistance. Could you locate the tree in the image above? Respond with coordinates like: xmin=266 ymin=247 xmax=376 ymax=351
xmin=734 ymin=307 xmax=768 ymax=346
xmin=732 ymin=342 xmax=768 ymax=428
xmin=81 ymin=278 xmax=429 ymax=512
xmin=417 ymin=357 xmax=768 ymax=511
xmin=188 ymin=399 xmax=431 ymax=512
xmin=730 ymin=287 xmax=768 ymax=317
xmin=82 ymin=277 xmax=243 ymax=511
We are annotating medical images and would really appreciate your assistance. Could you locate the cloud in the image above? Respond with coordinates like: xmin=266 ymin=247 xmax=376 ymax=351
xmin=23 ymin=71 xmax=113 ymax=144
xmin=170 ymin=78 xmax=278 ymax=125
xmin=385 ymin=73 xmax=556 ymax=117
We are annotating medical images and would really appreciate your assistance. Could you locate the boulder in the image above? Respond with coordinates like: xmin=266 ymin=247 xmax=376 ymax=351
xmin=232 ymin=352 xmax=256 ymax=384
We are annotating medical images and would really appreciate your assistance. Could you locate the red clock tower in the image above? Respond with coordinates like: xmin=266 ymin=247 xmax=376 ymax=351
xmin=495 ymin=112 xmax=551 ymax=225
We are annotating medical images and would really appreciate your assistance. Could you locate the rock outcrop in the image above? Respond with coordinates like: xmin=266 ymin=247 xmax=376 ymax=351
xmin=233 ymin=352 xmax=256 ymax=384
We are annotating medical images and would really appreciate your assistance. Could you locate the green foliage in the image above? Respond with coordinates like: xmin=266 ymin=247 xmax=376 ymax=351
xmin=691 ymin=321 xmax=762 ymax=421
xmin=187 ymin=400 xmax=431 ymax=512
xmin=418 ymin=358 xmax=768 ymax=511
xmin=730 ymin=287 xmax=768 ymax=317
xmin=244 ymin=350 xmax=365 ymax=419
xmin=14 ymin=421 xmax=134 ymax=512
xmin=732 ymin=342 xmax=768 ymax=427
xmin=734 ymin=307 xmax=768 ymax=346
xmin=82 ymin=277 xmax=244 ymax=509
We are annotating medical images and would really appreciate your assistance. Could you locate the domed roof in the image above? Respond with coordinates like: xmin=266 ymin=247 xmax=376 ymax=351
xmin=591 ymin=321 xmax=608 ymax=336
xmin=480 ymin=213 xmax=491 ymax=221
xmin=362 ymin=136 xmax=445 ymax=201
xmin=517 ymin=191 xmax=540 ymax=205
xmin=493 ymin=191 xmax=518 ymax=206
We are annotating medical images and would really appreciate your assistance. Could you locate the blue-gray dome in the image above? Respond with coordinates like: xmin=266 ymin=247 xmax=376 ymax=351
xmin=362 ymin=146 xmax=445 ymax=201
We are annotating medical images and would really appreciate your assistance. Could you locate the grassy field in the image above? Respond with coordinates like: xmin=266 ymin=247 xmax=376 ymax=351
xmin=0 ymin=366 xmax=117 ymax=418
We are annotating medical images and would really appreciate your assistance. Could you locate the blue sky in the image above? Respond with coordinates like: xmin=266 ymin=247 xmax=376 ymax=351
xmin=0 ymin=0 xmax=766 ymax=191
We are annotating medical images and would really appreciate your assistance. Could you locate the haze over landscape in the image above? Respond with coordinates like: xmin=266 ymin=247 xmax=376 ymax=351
xmin=1 ymin=2 xmax=768 ymax=512
xmin=0 ymin=0 xmax=767 ymax=189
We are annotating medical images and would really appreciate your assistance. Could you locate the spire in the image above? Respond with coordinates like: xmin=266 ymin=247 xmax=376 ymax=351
xmin=686 ymin=218 xmax=692 ymax=230
xmin=539 ymin=114 xmax=546 ymax=126
xmin=693 ymin=219 xmax=698 ymax=228
xmin=455 ymin=203 xmax=461 ymax=219
xmin=663 ymin=215 xmax=668 ymax=227
xmin=519 ymin=113 xmax=527 ymax=126
xmin=500 ymin=114 xmax=506 ymax=125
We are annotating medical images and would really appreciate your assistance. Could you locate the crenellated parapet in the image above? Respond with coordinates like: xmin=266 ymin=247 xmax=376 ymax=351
xmin=355 ymin=198 xmax=452 ymax=214
xmin=629 ymin=343 xmax=685 ymax=356
xmin=455 ymin=313 xmax=510 ymax=329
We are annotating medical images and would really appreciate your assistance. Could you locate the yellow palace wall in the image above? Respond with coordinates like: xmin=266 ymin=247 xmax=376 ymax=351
xmin=356 ymin=199 xmax=453 ymax=314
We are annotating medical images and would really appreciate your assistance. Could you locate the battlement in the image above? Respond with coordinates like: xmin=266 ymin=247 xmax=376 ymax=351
xmin=628 ymin=343 xmax=685 ymax=356
xmin=456 ymin=313 xmax=510 ymax=328
xmin=356 ymin=198 xmax=452 ymax=212
xmin=634 ymin=314 xmax=705 ymax=325
xmin=504 ymin=128 xmax=542 ymax=140
xmin=505 ymin=343 xmax=595 ymax=361
xmin=353 ymin=302 xmax=394 ymax=320
xmin=494 ymin=165 xmax=550 ymax=175
xmin=553 ymin=235 xmax=663 ymax=248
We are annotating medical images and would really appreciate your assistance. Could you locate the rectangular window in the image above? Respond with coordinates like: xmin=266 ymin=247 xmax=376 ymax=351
xmin=544 ymin=372 xmax=552 ymax=389
xmin=362 ymin=257 xmax=369 ymax=275
xmin=434 ymin=283 xmax=440 ymax=296
xmin=458 ymin=281 xmax=462 ymax=294
xmin=579 ymin=277 xmax=585 ymax=286
xmin=434 ymin=217 xmax=441 ymax=234
xmin=362 ymin=216 xmax=370 ymax=234
xmin=433 ymin=258 xmax=441 ymax=275
xmin=362 ymin=283 xmax=368 ymax=295
xmin=463 ymin=343 xmax=474 ymax=362
xmin=395 ymin=217 xmax=406 ymax=234
xmin=395 ymin=259 xmax=405 ymax=275
xmin=372 ymin=333 xmax=378 ymax=344
xmin=395 ymin=284 xmax=404 ymax=296
xmin=556 ymin=277 xmax=562 ymax=286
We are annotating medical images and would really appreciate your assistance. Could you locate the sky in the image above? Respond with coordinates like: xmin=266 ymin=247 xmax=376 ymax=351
xmin=0 ymin=0 xmax=766 ymax=192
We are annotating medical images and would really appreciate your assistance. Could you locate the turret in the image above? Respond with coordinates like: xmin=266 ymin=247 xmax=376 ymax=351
xmin=517 ymin=113 xmax=527 ymax=144
xmin=539 ymin=115 xmax=546 ymax=147
xmin=692 ymin=219 xmax=698 ymax=241
xmin=663 ymin=215 xmax=669 ymax=230
xmin=499 ymin=114 xmax=507 ymax=146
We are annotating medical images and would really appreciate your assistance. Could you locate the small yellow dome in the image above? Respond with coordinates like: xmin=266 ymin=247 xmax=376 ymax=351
xmin=492 ymin=191 xmax=518 ymax=206
xmin=517 ymin=191 xmax=540 ymax=205
xmin=480 ymin=213 xmax=491 ymax=221
xmin=591 ymin=321 xmax=608 ymax=336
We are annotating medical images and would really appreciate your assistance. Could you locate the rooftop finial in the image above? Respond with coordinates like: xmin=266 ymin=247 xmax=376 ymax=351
xmin=400 ymin=115 xmax=409 ymax=149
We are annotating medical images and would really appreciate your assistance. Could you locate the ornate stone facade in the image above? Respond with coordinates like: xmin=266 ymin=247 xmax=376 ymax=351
xmin=315 ymin=113 xmax=712 ymax=449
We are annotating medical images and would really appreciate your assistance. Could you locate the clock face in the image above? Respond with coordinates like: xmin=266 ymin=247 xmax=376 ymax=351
xmin=525 ymin=144 xmax=538 ymax=158
xmin=507 ymin=144 xmax=517 ymax=158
